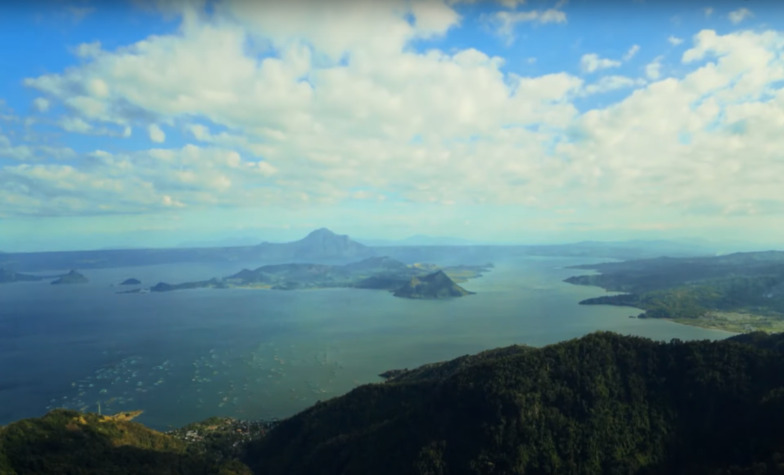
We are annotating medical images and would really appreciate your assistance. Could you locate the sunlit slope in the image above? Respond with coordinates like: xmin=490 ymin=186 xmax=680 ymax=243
xmin=249 ymin=332 xmax=784 ymax=474
xmin=0 ymin=410 xmax=251 ymax=475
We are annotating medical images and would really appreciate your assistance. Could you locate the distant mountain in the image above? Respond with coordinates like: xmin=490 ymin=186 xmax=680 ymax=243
xmin=393 ymin=270 xmax=474 ymax=299
xmin=120 ymin=278 xmax=141 ymax=285
xmin=255 ymin=228 xmax=375 ymax=262
xmin=50 ymin=270 xmax=88 ymax=285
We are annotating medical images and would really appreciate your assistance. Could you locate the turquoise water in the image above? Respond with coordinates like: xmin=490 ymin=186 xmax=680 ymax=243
xmin=0 ymin=256 xmax=733 ymax=430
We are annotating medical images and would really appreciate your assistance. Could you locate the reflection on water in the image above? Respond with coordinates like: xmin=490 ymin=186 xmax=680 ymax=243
xmin=0 ymin=256 xmax=734 ymax=430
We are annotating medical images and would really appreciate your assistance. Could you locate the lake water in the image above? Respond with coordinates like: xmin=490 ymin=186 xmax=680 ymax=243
xmin=0 ymin=255 xmax=733 ymax=430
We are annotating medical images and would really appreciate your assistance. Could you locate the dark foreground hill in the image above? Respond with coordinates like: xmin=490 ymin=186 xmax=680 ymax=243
xmin=5 ymin=332 xmax=784 ymax=474
xmin=248 ymin=332 xmax=784 ymax=474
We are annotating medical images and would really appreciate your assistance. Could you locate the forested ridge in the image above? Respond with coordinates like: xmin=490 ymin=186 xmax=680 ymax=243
xmin=4 ymin=332 xmax=784 ymax=474
xmin=248 ymin=331 xmax=784 ymax=474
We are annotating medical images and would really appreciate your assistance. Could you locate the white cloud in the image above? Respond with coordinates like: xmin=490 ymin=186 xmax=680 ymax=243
xmin=148 ymin=124 xmax=166 ymax=143
xmin=0 ymin=143 xmax=283 ymax=216
xmin=623 ymin=44 xmax=639 ymax=61
xmin=60 ymin=117 xmax=92 ymax=133
xmin=410 ymin=0 xmax=460 ymax=38
xmin=551 ymin=29 xmax=784 ymax=223
xmin=488 ymin=8 xmax=566 ymax=44
xmin=9 ymin=6 xmax=784 ymax=240
xmin=704 ymin=7 xmax=713 ymax=17
xmin=645 ymin=56 xmax=663 ymax=80
xmin=74 ymin=41 xmax=102 ymax=59
xmin=579 ymin=75 xmax=646 ymax=96
xmin=580 ymin=53 xmax=621 ymax=73
xmin=728 ymin=8 xmax=753 ymax=24
xmin=33 ymin=98 xmax=50 ymax=112
xmin=0 ymin=134 xmax=33 ymax=161
xmin=1 ymin=133 xmax=77 ymax=162
xmin=668 ymin=36 xmax=683 ymax=46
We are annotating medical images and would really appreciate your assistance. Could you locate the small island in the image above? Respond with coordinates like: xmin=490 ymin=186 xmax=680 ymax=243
xmin=51 ymin=270 xmax=88 ymax=285
xmin=120 ymin=278 xmax=141 ymax=285
xmin=393 ymin=270 xmax=474 ymax=299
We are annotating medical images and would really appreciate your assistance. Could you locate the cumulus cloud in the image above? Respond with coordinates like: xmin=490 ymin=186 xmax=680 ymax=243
xmin=148 ymin=124 xmax=166 ymax=143
xmin=668 ymin=36 xmax=683 ymax=46
xmin=645 ymin=56 xmax=663 ymax=80
xmin=9 ymin=4 xmax=784 ymax=239
xmin=580 ymin=53 xmax=621 ymax=73
xmin=553 ymin=28 xmax=784 ymax=223
xmin=728 ymin=8 xmax=753 ymax=24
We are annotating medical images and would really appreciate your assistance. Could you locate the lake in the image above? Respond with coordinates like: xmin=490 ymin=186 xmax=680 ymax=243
xmin=0 ymin=255 xmax=733 ymax=430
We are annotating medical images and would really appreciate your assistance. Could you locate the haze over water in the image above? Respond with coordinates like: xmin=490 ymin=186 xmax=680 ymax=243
xmin=0 ymin=255 xmax=731 ymax=431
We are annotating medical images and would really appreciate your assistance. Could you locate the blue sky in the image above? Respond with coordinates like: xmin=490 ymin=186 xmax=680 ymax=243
xmin=2 ymin=0 xmax=784 ymax=251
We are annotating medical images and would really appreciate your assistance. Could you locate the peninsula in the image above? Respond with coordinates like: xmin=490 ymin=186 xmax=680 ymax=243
xmin=565 ymin=251 xmax=784 ymax=333
xmin=0 ymin=268 xmax=44 ymax=283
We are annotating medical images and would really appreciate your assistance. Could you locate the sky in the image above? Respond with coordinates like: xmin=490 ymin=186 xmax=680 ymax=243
xmin=2 ymin=0 xmax=784 ymax=251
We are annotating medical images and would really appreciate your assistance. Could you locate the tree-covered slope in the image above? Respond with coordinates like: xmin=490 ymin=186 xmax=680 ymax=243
xmin=247 ymin=332 xmax=784 ymax=475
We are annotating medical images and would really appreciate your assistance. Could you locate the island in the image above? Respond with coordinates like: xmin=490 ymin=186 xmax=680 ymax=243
xmin=147 ymin=257 xmax=492 ymax=299
xmin=120 ymin=278 xmax=141 ymax=285
xmin=564 ymin=250 xmax=784 ymax=333
xmin=50 ymin=270 xmax=88 ymax=285
xmin=392 ymin=270 xmax=474 ymax=299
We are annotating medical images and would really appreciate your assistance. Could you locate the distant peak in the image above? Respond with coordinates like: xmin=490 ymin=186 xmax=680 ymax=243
xmin=307 ymin=228 xmax=337 ymax=237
